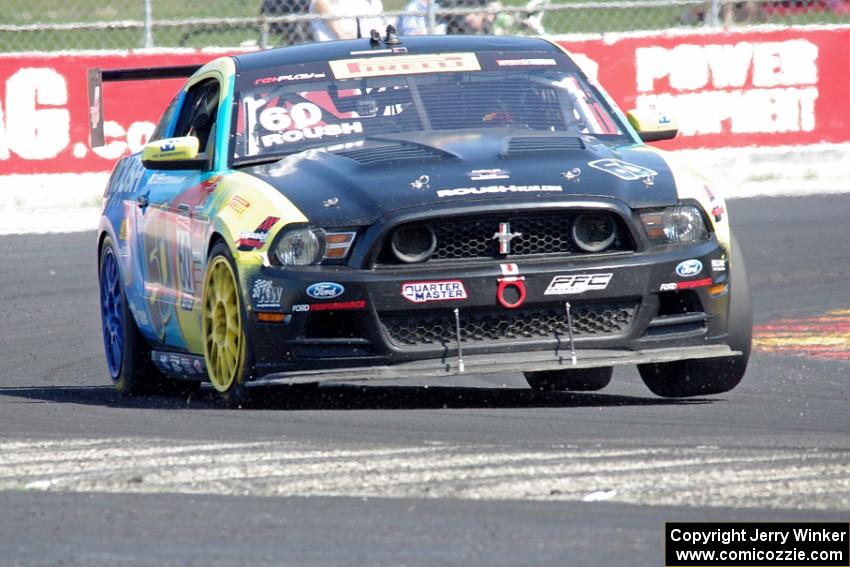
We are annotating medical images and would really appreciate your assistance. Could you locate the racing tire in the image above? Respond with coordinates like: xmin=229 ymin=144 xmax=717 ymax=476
xmin=524 ymin=367 xmax=613 ymax=391
xmin=202 ymin=242 xmax=253 ymax=407
xmin=638 ymin=234 xmax=753 ymax=398
xmin=99 ymin=237 xmax=199 ymax=397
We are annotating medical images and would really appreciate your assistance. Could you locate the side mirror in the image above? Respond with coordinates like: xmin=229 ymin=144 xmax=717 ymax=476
xmin=141 ymin=136 xmax=206 ymax=170
xmin=626 ymin=109 xmax=678 ymax=142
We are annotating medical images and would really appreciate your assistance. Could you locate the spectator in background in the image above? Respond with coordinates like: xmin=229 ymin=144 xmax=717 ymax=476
xmin=441 ymin=0 xmax=497 ymax=34
xmin=309 ymin=0 xmax=386 ymax=41
xmin=398 ymin=0 xmax=446 ymax=35
xmin=260 ymin=0 xmax=313 ymax=45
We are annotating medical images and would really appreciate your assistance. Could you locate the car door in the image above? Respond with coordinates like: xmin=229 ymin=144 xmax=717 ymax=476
xmin=139 ymin=77 xmax=223 ymax=351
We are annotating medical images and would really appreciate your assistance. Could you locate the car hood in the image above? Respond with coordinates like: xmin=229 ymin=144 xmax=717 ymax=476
xmin=242 ymin=131 xmax=679 ymax=227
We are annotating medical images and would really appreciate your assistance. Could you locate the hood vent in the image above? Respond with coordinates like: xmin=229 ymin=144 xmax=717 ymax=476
xmin=334 ymin=143 xmax=450 ymax=166
xmin=504 ymin=136 xmax=585 ymax=156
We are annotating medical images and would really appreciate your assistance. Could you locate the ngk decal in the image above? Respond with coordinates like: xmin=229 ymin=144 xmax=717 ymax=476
xmin=635 ymin=40 xmax=819 ymax=136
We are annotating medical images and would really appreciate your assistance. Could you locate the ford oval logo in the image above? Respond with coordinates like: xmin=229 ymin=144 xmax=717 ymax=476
xmin=306 ymin=282 xmax=344 ymax=300
xmin=676 ymin=259 xmax=703 ymax=278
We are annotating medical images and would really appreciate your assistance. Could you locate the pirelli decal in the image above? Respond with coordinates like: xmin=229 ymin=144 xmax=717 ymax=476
xmin=329 ymin=53 xmax=481 ymax=80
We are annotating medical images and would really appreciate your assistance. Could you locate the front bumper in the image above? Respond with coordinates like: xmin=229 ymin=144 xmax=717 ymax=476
xmin=244 ymin=234 xmax=732 ymax=382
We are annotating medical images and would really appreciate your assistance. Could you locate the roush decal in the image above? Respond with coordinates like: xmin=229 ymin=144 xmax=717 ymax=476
xmin=437 ymin=184 xmax=563 ymax=198
xmin=676 ymin=259 xmax=703 ymax=278
xmin=711 ymin=259 xmax=727 ymax=272
xmin=587 ymin=159 xmax=658 ymax=182
xmin=306 ymin=282 xmax=345 ymax=300
xmin=252 ymin=279 xmax=284 ymax=309
xmin=330 ymin=53 xmax=480 ymax=80
xmin=237 ymin=216 xmax=280 ymax=251
xmin=544 ymin=273 xmax=613 ymax=295
xmin=402 ymin=281 xmax=468 ymax=303
xmin=292 ymin=300 xmax=366 ymax=313
xmin=260 ymin=123 xmax=364 ymax=148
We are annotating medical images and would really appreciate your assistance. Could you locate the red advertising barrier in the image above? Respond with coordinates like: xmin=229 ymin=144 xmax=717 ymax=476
xmin=0 ymin=27 xmax=848 ymax=175
xmin=0 ymin=51 xmax=232 ymax=175
xmin=558 ymin=26 xmax=850 ymax=150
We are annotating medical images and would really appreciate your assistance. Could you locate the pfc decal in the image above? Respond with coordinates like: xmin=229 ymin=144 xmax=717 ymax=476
xmin=402 ymin=281 xmax=467 ymax=303
xmin=437 ymin=184 xmax=563 ymax=198
xmin=676 ymin=259 xmax=703 ymax=278
xmin=252 ymin=279 xmax=284 ymax=308
xmin=228 ymin=195 xmax=250 ymax=215
xmin=292 ymin=300 xmax=366 ymax=312
xmin=306 ymin=282 xmax=345 ymax=300
xmin=237 ymin=216 xmax=280 ymax=251
xmin=544 ymin=273 xmax=613 ymax=295
xmin=711 ymin=258 xmax=727 ymax=272
xmin=587 ymin=159 xmax=658 ymax=182
xmin=469 ymin=168 xmax=510 ymax=181
xmin=329 ymin=53 xmax=481 ymax=80
xmin=410 ymin=175 xmax=430 ymax=190
xmin=659 ymin=277 xmax=713 ymax=291
xmin=496 ymin=58 xmax=557 ymax=67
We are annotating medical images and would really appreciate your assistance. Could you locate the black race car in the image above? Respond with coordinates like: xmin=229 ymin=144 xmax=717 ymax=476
xmin=94 ymin=31 xmax=752 ymax=405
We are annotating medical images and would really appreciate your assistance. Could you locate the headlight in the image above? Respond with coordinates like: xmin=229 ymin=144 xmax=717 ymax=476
xmin=640 ymin=206 xmax=708 ymax=244
xmin=275 ymin=228 xmax=325 ymax=266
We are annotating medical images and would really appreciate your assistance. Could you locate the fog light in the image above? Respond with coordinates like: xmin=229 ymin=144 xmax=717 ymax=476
xmin=572 ymin=213 xmax=616 ymax=252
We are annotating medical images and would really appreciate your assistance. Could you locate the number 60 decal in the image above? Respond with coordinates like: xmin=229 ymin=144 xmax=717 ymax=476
xmin=258 ymin=102 xmax=323 ymax=132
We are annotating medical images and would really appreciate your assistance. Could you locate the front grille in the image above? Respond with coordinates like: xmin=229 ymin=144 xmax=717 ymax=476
xmin=380 ymin=301 xmax=639 ymax=348
xmin=376 ymin=212 xmax=633 ymax=265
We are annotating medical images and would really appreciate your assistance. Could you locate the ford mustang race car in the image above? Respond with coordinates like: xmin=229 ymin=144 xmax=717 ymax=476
xmin=93 ymin=30 xmax=752 ymax=405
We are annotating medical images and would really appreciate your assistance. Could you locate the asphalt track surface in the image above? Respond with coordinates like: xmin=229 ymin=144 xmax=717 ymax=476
xmin=0 ymin=194 xmax=848 ymax=566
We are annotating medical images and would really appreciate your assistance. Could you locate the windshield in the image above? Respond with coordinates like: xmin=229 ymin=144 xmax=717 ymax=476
xmin=232 ymin=51 xmax=630 ymax=164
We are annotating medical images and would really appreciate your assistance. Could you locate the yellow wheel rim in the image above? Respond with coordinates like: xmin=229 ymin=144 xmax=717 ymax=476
xmin=202 ymin=256 xmax=243 ymax=392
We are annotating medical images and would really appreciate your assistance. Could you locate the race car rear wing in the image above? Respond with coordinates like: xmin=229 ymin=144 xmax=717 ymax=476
xmin=87 ymin=64 xmax=202 ymax=148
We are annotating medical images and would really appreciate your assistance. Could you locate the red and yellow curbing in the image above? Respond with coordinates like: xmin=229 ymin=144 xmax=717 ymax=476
xmin=753 ymin=309 xmax=850 ymax=361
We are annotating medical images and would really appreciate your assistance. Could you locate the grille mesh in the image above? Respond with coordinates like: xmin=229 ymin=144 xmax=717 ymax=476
xmin=379 ymin=212 xmax=632 ymax=264
xmin=381 ymin=301 xmax=639 ymax=347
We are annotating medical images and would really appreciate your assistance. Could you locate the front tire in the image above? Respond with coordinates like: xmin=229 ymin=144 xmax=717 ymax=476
xmin=524 ymin=367 xmax=613 ymax=391
xmin=638 ymin=234 xmax=753 ymax=397
xmin=202 ymin=242 xmax=252 ymax=406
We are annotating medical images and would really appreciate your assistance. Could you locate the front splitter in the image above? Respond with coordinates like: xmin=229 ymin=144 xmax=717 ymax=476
xmin=248 ymin=344 xmax=739 ymax=386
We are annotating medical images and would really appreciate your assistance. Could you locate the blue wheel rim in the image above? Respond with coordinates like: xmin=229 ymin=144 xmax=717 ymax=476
xmin=100 ymin=248 xmax=124 ymax=380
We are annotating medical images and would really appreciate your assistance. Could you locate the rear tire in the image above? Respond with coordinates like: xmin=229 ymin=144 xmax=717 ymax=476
xmin=638 ymin=234 xmax=752 ymax=397
xmin=524 ymin=367 xmax=613 ymax=391
xmin=100 ymin=237 xmax=196 ymax=397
